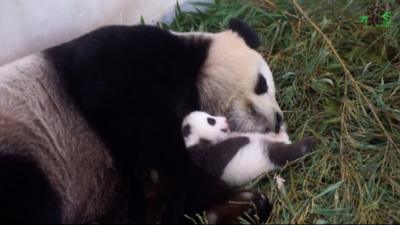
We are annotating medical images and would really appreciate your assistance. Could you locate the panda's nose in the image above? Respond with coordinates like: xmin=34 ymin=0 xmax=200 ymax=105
xmin=274 ymin=112 xmax=283 ymax=133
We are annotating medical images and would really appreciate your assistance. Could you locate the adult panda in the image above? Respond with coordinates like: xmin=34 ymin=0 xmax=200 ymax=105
xmin=0 ymin=19 xmax=284 ymax=224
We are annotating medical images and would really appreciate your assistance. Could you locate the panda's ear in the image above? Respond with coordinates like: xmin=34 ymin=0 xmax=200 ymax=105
xmin=228 ymin=18 xmax=261 ymax=49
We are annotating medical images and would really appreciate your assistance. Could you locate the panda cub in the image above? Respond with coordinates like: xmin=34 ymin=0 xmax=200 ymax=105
xmin=182 ymin=111 xmax=316 ymax=186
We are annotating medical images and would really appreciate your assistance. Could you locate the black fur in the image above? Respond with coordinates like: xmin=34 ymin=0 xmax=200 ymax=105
xmin=207 ymin=117 xmax=216 ymax=126
xmin=255 ymin=74 xmax=268 ymax=95
xmin=268 ymin=137 xmax=317 ymax=166
xmin=188 ymin=137 xmax=250 ymax=177
xmin=182 ymin=124 xmax=191 ymax=138
xmin=0 ymin=155 xmax=61 ymax=224
xmin=275 ymin=112 xmax=283 ymax=133
xmin=45 ymin=24 xmax=271 ymax=223
xmin=229 ymin=18 xmax=261 ymax=49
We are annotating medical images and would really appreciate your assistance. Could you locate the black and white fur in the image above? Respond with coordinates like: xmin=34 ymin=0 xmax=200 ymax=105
xmin=182 ymin=111 xmax=316 ymax=186
xmin=0 ymin=19 xmax=282 ymax=224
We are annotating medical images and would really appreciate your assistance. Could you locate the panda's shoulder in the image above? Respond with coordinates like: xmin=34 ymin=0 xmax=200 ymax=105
xmin=45 ymin=25 xmax=175 ymax=63
xmin=45 ymin=24 xmax=212 ymax=84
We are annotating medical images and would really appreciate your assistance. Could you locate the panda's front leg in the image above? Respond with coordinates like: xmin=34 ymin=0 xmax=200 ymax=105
xmin=267 ymin=137 xmax=317 ymax=167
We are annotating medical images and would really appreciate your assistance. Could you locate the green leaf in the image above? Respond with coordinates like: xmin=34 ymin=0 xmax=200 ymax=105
xmin=314 ymin=181 xmax=344 ymax=199
xmin=311 ymin=79 xmax=332 ymax=94
xmin=323 ymin=117 xmax=341 ymax=124
xmin=312 ymin=207 xmax=349 ymax=216
xmin=315 ymin=219 xmax=329 ymax=224
xmin=324 ymin=99 xmax=339 ymax=115
xmin=139 ymin=15 xmax=146 ymax=25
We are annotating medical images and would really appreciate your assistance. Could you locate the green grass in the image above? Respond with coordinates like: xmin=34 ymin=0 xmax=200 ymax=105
xmin=167 ymin=0 xmax=400 ymax=224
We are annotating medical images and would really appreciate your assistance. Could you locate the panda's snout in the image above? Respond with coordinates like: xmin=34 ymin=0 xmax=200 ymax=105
xmin=264 ymin=112 xmax=282 ymax=133
xmin=221 ymin=119 xmax=230 ymax=133
xmin=221 ymin=128 xmax=230 ymax=133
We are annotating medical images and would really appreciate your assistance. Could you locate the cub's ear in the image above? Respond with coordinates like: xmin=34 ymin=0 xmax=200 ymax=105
xmin=228 ymin=18 xmax=261 ymax=49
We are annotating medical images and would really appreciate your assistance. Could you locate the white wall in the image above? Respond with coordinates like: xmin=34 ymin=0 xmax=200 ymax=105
xmin=0 ymin=0 xmax=213 ymax=66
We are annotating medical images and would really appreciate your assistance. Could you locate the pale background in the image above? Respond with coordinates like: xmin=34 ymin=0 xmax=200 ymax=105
xmin=0 ymin=0 xmax=213 ymax=66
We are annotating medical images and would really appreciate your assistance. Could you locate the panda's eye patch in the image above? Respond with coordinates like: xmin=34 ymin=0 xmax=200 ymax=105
xmin=207 ymin=117 xmax=216 ymax=126
xmin=255 ymin=74 xmax=268 ymax=95
xmin=182 ymin=124 xmax=191 ymax=137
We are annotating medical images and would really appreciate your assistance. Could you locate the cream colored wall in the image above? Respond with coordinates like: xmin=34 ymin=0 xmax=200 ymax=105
xmin=0 ymin=0 xmax=212 ymax=66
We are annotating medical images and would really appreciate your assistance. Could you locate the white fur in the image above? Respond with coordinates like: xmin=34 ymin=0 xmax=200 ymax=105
xmin=220 ymin=132 xmax=278 ymax=186
xmin=222 ymin=129 xmax=291 ymax=186
xmin=259 ymin=59 xmax=276 ymax=96
xmin=182 ymin=111 xmax=230 ymax=148
xmin=263 ymin=125 xmax=291 ymax=144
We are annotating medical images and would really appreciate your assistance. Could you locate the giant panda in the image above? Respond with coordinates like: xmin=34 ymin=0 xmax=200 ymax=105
xmin=0 ymin=19 xmax=284 ymax=224
xmin=181 ymin=111 xmax=316 ymax=186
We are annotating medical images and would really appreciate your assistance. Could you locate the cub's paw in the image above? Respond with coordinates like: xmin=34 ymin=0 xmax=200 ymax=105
xmin=299 ymin=137 xmax=318 ymax=154
xmin=205 ymin=191 xmax=272 ymax=224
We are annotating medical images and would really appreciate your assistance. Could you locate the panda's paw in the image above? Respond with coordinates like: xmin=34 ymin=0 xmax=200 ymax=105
xmin=205 ymin=191 xmax=272 ymax=224
xmin=241 ymin=192 xmax=272 ymax=224
xmin=299 ymin=137 xmax=317 ymax=154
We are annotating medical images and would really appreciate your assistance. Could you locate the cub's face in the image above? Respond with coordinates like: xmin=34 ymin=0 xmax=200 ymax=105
xmin=182 ymin=111 xmax=230 ymax=148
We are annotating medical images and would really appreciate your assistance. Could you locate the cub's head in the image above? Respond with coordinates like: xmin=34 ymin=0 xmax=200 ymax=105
xmin=183 ymin=19 xmax=284 ymax=134
xmin=182 ymin=111 xmax=230 ymax=148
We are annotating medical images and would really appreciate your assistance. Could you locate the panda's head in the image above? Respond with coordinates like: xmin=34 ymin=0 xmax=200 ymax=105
xmin=181 ymin=19 xmax=284 ymax=134
xmin=182 ymin=111 xmax=230 ymax=148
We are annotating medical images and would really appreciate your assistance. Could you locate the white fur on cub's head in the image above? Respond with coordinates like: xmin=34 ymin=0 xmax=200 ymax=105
xmin=182 ymin=111 xmax=230 ymax=148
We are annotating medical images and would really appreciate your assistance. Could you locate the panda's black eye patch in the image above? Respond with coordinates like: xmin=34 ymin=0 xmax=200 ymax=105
xmin=255 ymin=74 xmax=268 ymax=95
xmin=207 ymin=117 xmax=216 ymax=126
xmin=182 ymin=124 xmax=191 ymax=137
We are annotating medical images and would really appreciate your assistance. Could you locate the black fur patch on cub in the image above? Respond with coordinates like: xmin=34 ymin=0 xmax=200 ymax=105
xmin=268 ymin=137 xmax=317 ymax=166
xmin=189 ymin=136 xmax=250 ymax=177
xmin=229 ymin=18 xmax=261 ymax=49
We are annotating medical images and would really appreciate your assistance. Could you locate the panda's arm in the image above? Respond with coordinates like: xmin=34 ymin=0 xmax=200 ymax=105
xmin=189 ymin=136 xmax=250 ymax=177
xmin=267 ymin=137 xmax=317 ymax=167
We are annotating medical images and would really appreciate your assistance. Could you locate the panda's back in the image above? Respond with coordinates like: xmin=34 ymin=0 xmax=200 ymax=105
xmin=0 ymin=54 xmax=120 ymax=223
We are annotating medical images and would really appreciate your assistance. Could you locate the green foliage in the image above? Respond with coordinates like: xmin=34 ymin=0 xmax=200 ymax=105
xmin=168 ymin=0 xmax=400 ymax=223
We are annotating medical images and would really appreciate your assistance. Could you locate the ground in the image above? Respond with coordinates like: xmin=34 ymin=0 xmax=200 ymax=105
xmin=167 ymin=0 xmax=400 ymax=224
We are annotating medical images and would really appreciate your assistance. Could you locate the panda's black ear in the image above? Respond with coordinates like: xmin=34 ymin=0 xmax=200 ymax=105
xmin=228 ymin=18 xmax=261 ymax=49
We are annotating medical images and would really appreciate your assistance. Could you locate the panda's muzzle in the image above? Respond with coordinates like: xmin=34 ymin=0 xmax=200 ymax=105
xmin=250 ymin=103 xmax=282 ymax=134
xmin=265 ymin=112 xmax=283 ymax=133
